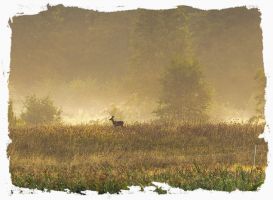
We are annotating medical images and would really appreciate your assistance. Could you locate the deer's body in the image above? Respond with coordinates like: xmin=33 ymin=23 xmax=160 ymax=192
xmin=109 ymin=116 xmax=124 ymax=127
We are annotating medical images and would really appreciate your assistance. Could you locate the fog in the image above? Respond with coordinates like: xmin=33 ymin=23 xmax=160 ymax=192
xmin=9 ymin=5 xmax=265 ymax=124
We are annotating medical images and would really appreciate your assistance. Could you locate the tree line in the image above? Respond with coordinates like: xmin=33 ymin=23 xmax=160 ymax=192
xmin=8 ymin=58 xmax=264 ymax=126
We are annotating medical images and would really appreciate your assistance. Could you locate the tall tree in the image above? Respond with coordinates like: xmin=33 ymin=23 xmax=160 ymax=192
xmin=249 ymin=68 xmax=266 ymax=122
xmin=8 ymin=100 xmax=17 ymax=127
xmin=154 ymin=59 xmax=211 ymax=122
xmin=127 ymin=8 xmax=193 ymax=97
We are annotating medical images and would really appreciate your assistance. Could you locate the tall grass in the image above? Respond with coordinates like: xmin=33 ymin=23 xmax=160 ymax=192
xmin=8 ymin=122 xmax=267 ymax=193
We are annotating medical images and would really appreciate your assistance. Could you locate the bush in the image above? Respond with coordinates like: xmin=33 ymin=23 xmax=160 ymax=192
xmin=20 ymin=95 xmax=62 ymax=125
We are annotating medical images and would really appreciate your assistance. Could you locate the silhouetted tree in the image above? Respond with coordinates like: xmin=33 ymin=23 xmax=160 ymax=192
xmin=154 ymin=59 xmax=211 ymax=122
xmin=8 ymin=100 xmax=17 ymax=127
xmin=20 ymin=95 xmax=62 ymax=125
xmin=249 ymin=68 xmax=266 ymax=123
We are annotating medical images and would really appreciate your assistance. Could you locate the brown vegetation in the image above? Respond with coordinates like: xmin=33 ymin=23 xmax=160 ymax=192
xmin=8 ymin=122 xmax=267 ymax=193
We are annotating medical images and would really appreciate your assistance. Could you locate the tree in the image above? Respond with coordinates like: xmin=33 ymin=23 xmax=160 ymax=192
xmin=154 ymin=59 xmax=211 ymax=122
xmin=249 ymin=68 xmax=266 ymax=123
xmin=126 ymin=8 xmax=193 ymax=98
xmin=20 ymin=95 xmax=62 ymax=125
xmin=8 ymin=100 xmax=17 ymax=127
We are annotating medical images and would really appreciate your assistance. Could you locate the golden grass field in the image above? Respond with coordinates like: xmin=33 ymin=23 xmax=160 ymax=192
xmin=8 ymin=122 xmax=267 ymax=194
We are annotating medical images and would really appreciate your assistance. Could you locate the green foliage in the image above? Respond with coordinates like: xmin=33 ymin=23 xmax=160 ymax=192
xmin=155 ymin=59 xmax=211 ymax=122
xmin=154 ymin=186 xmax=167 ymax=194
xmin=8 ymin=100 xmax=17 ymax=127
xmin=20 ymin=95 xmax=62 ymax=125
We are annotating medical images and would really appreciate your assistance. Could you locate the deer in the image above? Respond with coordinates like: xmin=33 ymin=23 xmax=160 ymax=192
xmin=109 ymin=116 xmax=124 ymax=127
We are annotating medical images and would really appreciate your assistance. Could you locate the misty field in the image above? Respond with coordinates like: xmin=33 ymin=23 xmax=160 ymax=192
xmin=8 ymin=122 xmax=267 ymax=194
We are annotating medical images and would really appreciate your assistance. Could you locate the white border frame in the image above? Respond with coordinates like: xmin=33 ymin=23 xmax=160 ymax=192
xmin=1 ymin=0 xmax=273 ymax=199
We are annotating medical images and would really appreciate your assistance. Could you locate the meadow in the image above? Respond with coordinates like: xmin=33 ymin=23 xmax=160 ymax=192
xmin=8 ymin=122 xmax=267 ymax=194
